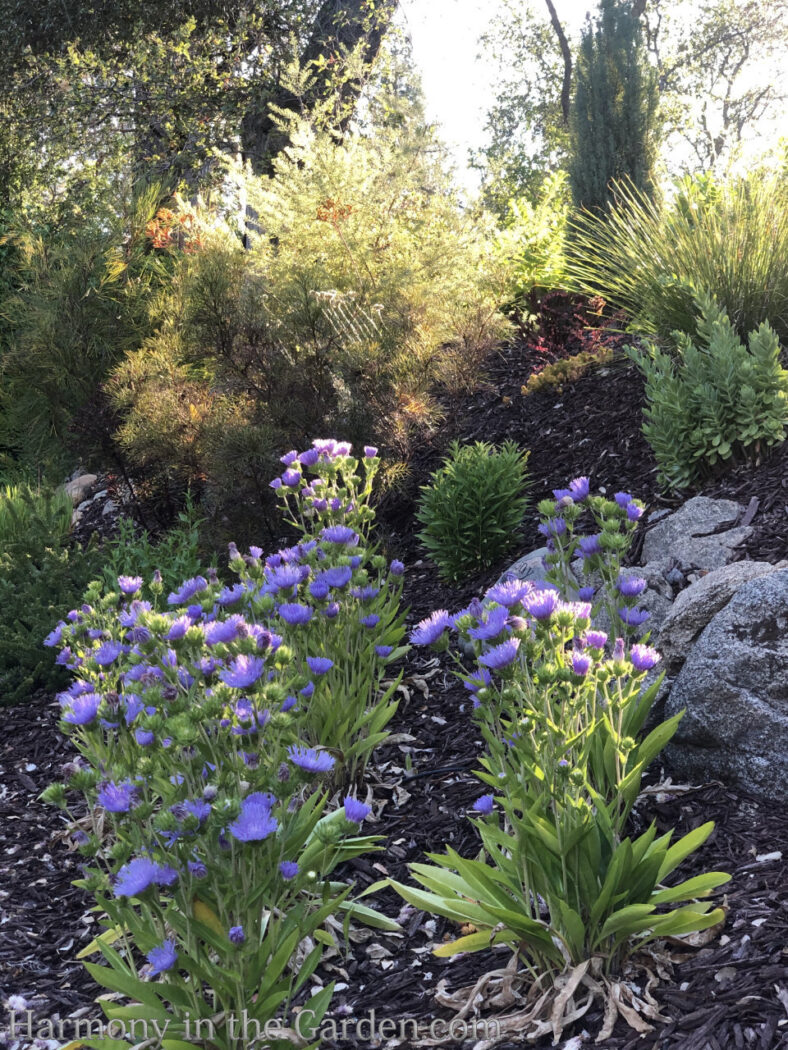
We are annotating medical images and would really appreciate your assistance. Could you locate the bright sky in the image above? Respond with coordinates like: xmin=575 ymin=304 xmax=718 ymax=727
xmin=399 ymin=0 xmax=592 ymax=187
xmin=399 ymin=0 xmax=787 ymax=191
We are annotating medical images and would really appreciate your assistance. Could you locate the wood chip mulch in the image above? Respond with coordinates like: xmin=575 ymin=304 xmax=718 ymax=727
xmin=1 ymin=332 xmax=787 ymax=1048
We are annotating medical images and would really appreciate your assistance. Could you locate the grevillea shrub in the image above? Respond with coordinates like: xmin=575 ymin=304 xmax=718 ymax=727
xmin=392 ymin=478 xmax=729 ymax=1041
xmin=43 ymin=440 xmax=405 ymax=1046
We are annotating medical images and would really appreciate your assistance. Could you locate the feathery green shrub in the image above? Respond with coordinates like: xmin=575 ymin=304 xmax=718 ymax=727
xmin=416 ymin=440 xmax=530 ymax=581
xmin=628 ymin=292 xmax=788 ymax=491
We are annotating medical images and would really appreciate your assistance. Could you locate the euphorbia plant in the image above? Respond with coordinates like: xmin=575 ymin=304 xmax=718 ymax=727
xmin=390 ymin=477 xmax=729 ymax=1041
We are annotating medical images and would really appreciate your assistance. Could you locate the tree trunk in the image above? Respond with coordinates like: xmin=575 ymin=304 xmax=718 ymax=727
xmin=241 ymin=0 xmax=397 ymax=175
xmin=543 ymin=0 xmax=573 ymax=125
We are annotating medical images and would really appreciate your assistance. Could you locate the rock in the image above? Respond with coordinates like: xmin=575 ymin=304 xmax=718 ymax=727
xmin=102 ymin=499 xmax=119 ymax=517
xmin=93 ymin=489 xmax=109 ymax=501
xmin=642 ymin=496 xmax=751 ymax=572
xmin=63 ymin=473 xmax=98 ymax=505
xmin=497 ymin=546 xmax=551 ymax=588
xmin=665 ymin=568 xmax=788 ymax=800
xmin=658 ymin=561 xmax=786 ymax=675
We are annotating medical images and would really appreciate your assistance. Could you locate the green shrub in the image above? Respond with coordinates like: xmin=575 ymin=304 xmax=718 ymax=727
xmin=496 ymin=171 xmax=570 ymax=307
xmin=628 ymin=292 xmax=788 ymax=491
xmin=0 ymin=482 xmax=73 ymax=553
xmin=566 ymin=174 xmax=788 ymax=343
xmin=98 ymin=497 xmax=205 ymax=596
xmin=0 ymin=542 xmax=100 ymax=705
xmin=108 ymin=122 xmax=508 ymax=529
xmin=416 ymin=440 xmax=530 ymax=581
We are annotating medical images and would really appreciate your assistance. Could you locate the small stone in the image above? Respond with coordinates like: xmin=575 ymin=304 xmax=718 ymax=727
xmin=63 ymin=474 xmax=98 ymax=505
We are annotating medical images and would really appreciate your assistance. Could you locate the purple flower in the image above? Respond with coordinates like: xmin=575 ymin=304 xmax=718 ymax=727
xmin=614 ymin=491 xmax=633 ymax=508
xmin=484 ymin=579 xmax=532 ymax=608
xmin=288 ymin=746 xmax=335 ymax=774
xmin=188 ymin=860 xmax=208 ymax=878
xmin=321 ymin=525 xmax=359 ymax=546
xmin=278 ymin=603 xmax=313 ymax=626
xmin=309 ymin=580 xmax=330 ymax=601
xmin=167 ymin=615 xmax=192 ymax=641
xmin=612 ymin=637 xmax=626 ymax=662
xmin=269 ymin=477 xmax=282 ymax=490
xmin=571 ymin=652 xmax=592 ymax=676
xmin=218 ymin=584 xmax=246 ymax=606
xmin=280 ymin=450 xmax=299 ymax=466
xmin=538 ymin=517 xmax=567 ymax=539
xmin=360 ymin=613 xmax=380 ymax=629
xmin=473 ymin=794 xmax=495 ymax=815
xmin=523 ymin=589 xmax=559 ymax=621
xmin=300 ymin=681 xmax=315 ymax=698
xmin=344 ymin=796 xmax=371 ymax=823
xmin=618 ymin=607 xmax=650 ymax=627
xmin=114 ymin=858 xmax=178 ymax=897
xmin=228 ymin=925 xmax=245 ymax=945
xmin=350 ymin=585 xmax=379 ymax=601
xmin=268 ymin=564 xmax=308 ymax=592
xmin=319 ymin=566 xmax=352 ymax=589
xmin=478 ymin=637 xmax=520 ymax=670
xmin=219 ymin=655 xmax=265 ymax=689
xmin=118 ymin=576 xmax=143 ymax=596
xmin=390 ymin=559 xmax=405 ymax=576
xmin=626 ymin=501 xmax=644 ymax=522
xmin=323 ymin=602 xmax=340 ymax=619
xmin=363 ymin=446 xmax=378 ymax=457
xmin=463 ymin=667 xmax=492 ymax=694
xmin=281 ymin=468 xmax=301 ymax=488
xmin=62 ymin=693 xmax=102 ymax=726
xmin=147 ymin=940 xmax=177 ymax=975
xmin=167 ymin=576 xmax=208 ymax=605
xmin=228 ymin=792 xmax=278 ymax=842
xmin=306 ymin=656 xmax=333 ymax=676
xmin=280 ymin=860 xmax=299 ymax=880
xmin=410 ymin=610 xmax=451 ymax=646
xmin=468 ymin=605 xmax=509 ymax=641
xmin=618 ymin=575 xmax=647 ymax=598
xmin=204 ymin=616 xmax=246 ymax=646
xmin=94 ymin=641 xmax=123 ymax=666
xmin=175 ymin=798 xmax=211 ymax=824
xmin=299 ymin=448 xmax=320 ymax=467
xmin=44 ymin=622 xmax=65 ymax=647
xmin=630 ymin=644 xmax=661 ymax=672
xmin=281 ymin=695 xmax=297 ymax=712
xmin=577 ymin=534 xmax=602 ymax=558
xmin=375 ymin=645 xmax=394 ymax=658
xmin=135 ymin=728 xmax=155 ymax=746
xmin=584 ymin=630 xmax=608 ymax=649
xmin=97 ymin=781 xmax=138 ymax=813
xmin=569 ymin=476 xmax=590 ymax=501
xmin=577 ymin=586 xmax=596 ymax=602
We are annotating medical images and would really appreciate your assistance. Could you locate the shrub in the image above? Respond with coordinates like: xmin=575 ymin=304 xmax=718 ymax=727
xmin=416 ymin=440 xmax=530 ymax=582
xmin=628 ymin=291 xmax=788 ymax=491
xmin=99 ymin=497 xmax=205 ymax=597
xmin=566 ymin=174 xmax=788 ymax=343
xmin=0 ymin=183 xmax=174 ymax=472
xmin=108 ymin=124 xmax=508 ymax=529
xmin=0 ymin=543 xmax=100 ymax=705
xmin=0 ymin=482 xmax=73 ymax=553
xmin=394 ymin=478 xmax=729 ymax=1043
xmin=496 ymin=171 xmax=570 ymax=306
xmin=43 ymin=440 xmax=403 ymax=1043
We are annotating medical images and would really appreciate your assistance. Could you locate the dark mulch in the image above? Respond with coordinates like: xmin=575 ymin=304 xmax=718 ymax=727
xmin=2 ymin=333 xmax=788 ymax=1048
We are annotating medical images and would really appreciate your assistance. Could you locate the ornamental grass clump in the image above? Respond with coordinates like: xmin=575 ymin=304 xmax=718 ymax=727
xmin=43 ymin=440 xmax=405 ymax=1047
xmin=392 ymin=477 xmax=729 ymax=1043
xmin=416 ymin=440 xmax=530 ymax=582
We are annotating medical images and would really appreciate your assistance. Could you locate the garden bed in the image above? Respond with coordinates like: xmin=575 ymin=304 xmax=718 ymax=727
xmin=1 ymin=332 xmax=787 ymax=1049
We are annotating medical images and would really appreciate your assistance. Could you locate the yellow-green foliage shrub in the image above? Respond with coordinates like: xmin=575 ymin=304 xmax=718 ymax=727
xmin=109 ymin=119 xmax=508 ymax=527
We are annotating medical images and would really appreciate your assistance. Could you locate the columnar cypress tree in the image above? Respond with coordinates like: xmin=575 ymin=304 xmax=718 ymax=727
xmin=569 ymin=0 xmax=659 ymax=213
